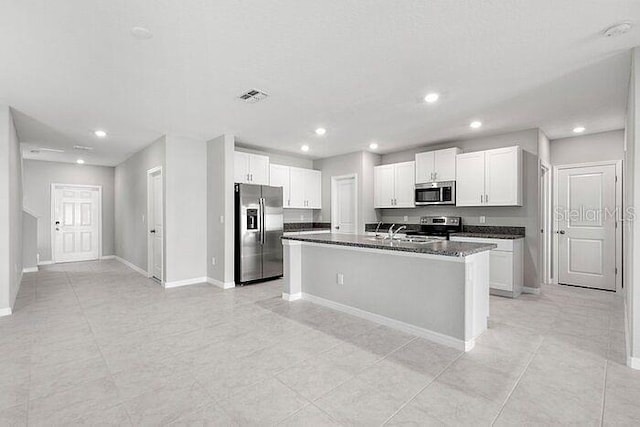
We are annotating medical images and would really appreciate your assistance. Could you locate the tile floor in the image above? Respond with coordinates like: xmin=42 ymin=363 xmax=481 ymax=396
xmin=1 ymin=259 xmax=639 ymax=425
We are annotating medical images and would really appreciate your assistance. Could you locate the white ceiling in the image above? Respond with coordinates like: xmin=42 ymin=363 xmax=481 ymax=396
xmin=1 ymin=0 xmax=638 ymax=166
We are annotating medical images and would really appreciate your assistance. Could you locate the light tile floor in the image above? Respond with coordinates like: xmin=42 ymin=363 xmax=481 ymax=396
xmin=1 ymin=260 xmax=638 ymax=425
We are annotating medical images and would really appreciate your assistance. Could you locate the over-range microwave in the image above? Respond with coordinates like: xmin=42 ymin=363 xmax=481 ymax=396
xmin=415 ymin=181 xmax=456 ymax=206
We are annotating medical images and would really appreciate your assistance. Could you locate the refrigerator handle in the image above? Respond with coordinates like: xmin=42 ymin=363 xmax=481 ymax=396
xmin=259 ymin=197 xmax=265 ymax=245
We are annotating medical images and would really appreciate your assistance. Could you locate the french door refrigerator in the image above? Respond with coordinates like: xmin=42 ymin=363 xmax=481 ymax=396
xmin=234 ymin=183 xmax=284 ymax=285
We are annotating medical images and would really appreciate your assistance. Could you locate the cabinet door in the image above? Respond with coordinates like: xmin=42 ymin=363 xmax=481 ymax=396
xmin=489 ymin=250 xmax=514 ymax=291
xmin=434 ymin=148 xmax=459 ymax=181
xmin=415 ymin=151 xmax=435 ymax=184
xmin=305 ymin=169 xmax=322 ymax=209
xmin=234 ymin=152 xmax=250 ymax=184
xmin=485 ymin=147 xmax=522 ymax=206
xmin=374 ymin=165 xmax=395 ymax=208
xmin=456 ymin=152 xmax=485 ymax=206
xmin=394 ymin=161 xmax=415 ymax=208
xmin=249 ymin=154 xmax=270 ymax=185
xmin=288 ymin=167 xmax=306 ymax=208
xmin=269 ymin=164 xmax=290 ymax=207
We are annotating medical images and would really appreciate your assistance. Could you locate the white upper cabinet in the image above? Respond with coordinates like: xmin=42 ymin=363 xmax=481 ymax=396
xmin=269 ymin=164 xmax=290 ymax=206
xmin=456 ymin=146 xmax=522 ymax=207
xmin=455 ymin=151 xmax=486 ymax=206
xmin=415 ymin=151 xmax=435 ymax=184
xmin=234 ymin=152 xmax=270 ymax=185
xmin=415 ymin=147 xmax=461 ymax=183
xmin=270 ymin=164 xmax=322 ymax=209
xmin=374 ymin=161 xmax=415 ymax=208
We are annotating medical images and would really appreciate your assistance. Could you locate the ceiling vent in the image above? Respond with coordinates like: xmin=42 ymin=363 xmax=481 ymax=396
xmin=238 ymin=89 xmax=269 ymax=103
xmin=73 ymin=145 xmax=94 ymax=151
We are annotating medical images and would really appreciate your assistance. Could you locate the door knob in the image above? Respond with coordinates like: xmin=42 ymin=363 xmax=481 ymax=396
xmin=150 ymin=229 xmax=156 ymax=234
xmin=335 ymin=226 xmax=340 ymax=230
xmin=557 ymin=230 xmax=565 ymax=234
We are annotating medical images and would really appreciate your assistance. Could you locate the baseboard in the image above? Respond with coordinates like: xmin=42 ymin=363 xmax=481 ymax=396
xmin=207 ymin=277 xmax=235 ymax=289
xmin=0 ymin=307 xmax=12 ymax=317
xmin=301 ymin=293 xmax=472 ymax=352
xmin=114 ymin=256 xmax=150 ymax=277
xmin=282 ymin=292 xmax=302 ymax=301
xmin=164 ymin=277 xmax=208 ymax=289
xmin=22 ymin=267 xmax=38 ymax=273
xmin=100 ymin=255 xmax=115 ymax=260
xmin=38 ymin=260 xmax=54 ymax=266
xmin=522 ymin=286 xmax=541 ymax=295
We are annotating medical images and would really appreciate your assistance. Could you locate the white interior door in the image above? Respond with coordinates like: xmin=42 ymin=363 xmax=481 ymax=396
xmin=53 ymin=185 xmax=101 ymax=263
xmin=332 ymin=176 xmax=357 ymax=233
xmin=557 ymin=164 xmax=616 ymax=290
xmin=149 ymin=169 xmax=163 ymax=281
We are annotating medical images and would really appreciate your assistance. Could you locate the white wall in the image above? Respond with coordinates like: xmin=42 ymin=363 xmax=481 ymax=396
xmin=313 ymin=151 xmax=382 ymax=233
xmin=207 ymin=134 xmax=235 ymax=285
xmin=625 ymin=46 xmax=640 ymax=368
xmin=115 ymin=136 xmax=166 ymax=272
xmin=22 ymin=211 xmax=37 ymax=270
xmin=551 ymin=130 xmax=625 ymax=165
xmin=0 ymin=105 xmax=23 ymax=313
xmin=380 ymin=129 xmax=541 ymax=288
xmin=23 ymin=160 xmax=115 ymax=262
xmin=164 ymin=136 xmax=207 ymax=283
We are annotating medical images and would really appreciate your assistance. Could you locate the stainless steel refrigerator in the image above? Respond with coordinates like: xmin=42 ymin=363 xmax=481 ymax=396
xmin=234 ymin=183 xmax=284 ymax=285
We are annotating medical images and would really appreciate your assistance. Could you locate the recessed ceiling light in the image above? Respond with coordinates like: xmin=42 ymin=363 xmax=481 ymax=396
xmin=470 ymin=121 xmax=482 ymax=129
xmin=94 ymin=130 xmax=107 ymax=138
xmin=301 ymin=145 xmax=310 ymax=152
xmin=424 ymin=93 xmax=440 ymax=103
xmin=76 ymin=159 xmax=85 ymax=164
xmin=369 ymin=142 xmax=379 ymax=150
xmin=315 ymin=128 xmax=326 ymax=136
xmin=130 ymin=26 xmax=153 ymax=40
xmin=573 ymin=126 xmax=586 ymax=133
xmin=603 ymin=22 xmax=633 ymax=38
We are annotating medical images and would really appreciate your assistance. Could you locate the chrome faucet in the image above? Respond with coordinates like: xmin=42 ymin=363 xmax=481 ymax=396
xmin=387 ymin=224 xmax=396 ymax=240
xmin=374 ymin=221 xmax=383 ymax=237
xmin=391 ymin=225 xmax=407 ymax=240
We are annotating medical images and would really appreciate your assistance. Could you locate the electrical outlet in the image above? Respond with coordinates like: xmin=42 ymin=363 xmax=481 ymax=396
xmin=219 ymin=215 xmax=224 ymax=224
xmin=479 ymin=216 xmax=486 ymax=224
xmin=403 ymin=216 xmax=409 ymax=222
xmin=211 ymin=257 xmax=216 ymax=266
xmin=336 ymin=273 xmax=344 ymax=285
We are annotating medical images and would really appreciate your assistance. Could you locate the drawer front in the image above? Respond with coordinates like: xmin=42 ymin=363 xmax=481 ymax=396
xmin=450 ymin=236 xmax=514 ymax=252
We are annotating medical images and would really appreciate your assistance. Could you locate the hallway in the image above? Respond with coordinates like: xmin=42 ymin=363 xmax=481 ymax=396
xmin=0 ymin=260 xmax=637 ymax=425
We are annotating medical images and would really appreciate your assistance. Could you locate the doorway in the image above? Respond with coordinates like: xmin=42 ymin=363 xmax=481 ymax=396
xmin=147 ymin=167 xmax=164 ymax=282
xmin=331 ymin=174 xmax=358 ymax=233
xmin=553 ymin=161 xmax=621 ymax=291
xmin=539 ymin=161 xmax=552 ymax=285
xmin=51 ymin=184 xmax=102 ymax=263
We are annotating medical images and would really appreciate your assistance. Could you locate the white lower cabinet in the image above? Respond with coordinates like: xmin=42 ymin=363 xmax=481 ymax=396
xmin=450 ymin=236 xmax=524 ymax=298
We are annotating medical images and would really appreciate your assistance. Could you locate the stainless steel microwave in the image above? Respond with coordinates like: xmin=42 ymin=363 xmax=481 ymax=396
xmin=415 ymin=181 xmax=456 ymax=205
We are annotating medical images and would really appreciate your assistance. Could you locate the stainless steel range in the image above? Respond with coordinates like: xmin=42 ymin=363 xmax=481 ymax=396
xmin=403 ymin=216 xmax=462 ymax=240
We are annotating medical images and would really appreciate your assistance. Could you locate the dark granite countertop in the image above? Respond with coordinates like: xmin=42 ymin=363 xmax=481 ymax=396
xmin=281 ymin=233 xmax=496 ymax=257
xmin=283 ymin=222 xmax=331 ymax=232
xmin=450 ymin=232 xmax=525 ymax=240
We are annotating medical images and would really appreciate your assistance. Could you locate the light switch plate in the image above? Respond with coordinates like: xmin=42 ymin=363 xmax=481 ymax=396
xmin=336 ymin=273 xmax=344 ymax=285
xmin=479 ymin=216 xmax=486 ymax=224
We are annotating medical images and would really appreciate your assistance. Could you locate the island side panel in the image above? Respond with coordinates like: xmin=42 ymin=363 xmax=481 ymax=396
xmin=299 ymin=244 xmax=468 ymax=344
xmin=282 ymin=240 xmax=302 ymax=300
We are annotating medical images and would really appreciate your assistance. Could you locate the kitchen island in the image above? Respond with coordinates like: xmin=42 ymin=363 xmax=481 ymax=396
xmin=281 ymin=233 xmax=496 ymax=351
